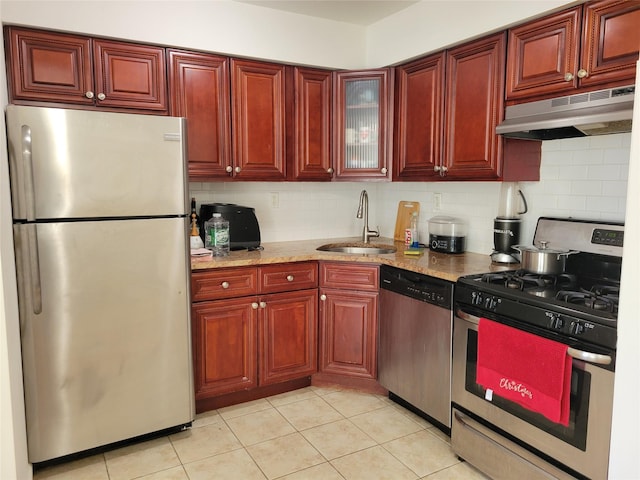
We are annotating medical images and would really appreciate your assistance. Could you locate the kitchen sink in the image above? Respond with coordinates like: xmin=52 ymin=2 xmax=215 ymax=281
xmin=316 ymin=242 xmax=397 ymax=255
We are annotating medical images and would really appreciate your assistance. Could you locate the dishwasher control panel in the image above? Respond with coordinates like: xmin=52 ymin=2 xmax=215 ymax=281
xmin=380 ymin=265 xmax=453 ymax=309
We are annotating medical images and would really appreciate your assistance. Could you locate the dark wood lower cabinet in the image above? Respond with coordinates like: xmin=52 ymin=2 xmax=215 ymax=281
xmin=319 ymin=288 xmax=378 ymax=379
xmin=192 ymin=297 xmax=258 ymax=400
xmin=317 ymin=262 xmax=380 ymax=389
xmin=259 ymin=289 xmax=318 ymax=386
xmin=191 ymin=263 xmax=319 ymax=412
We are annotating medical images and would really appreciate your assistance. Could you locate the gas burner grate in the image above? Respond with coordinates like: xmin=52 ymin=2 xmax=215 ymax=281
xmin=481 ymin=270 xmax=577 ymax=291
xmin=556 ymin=289 xmax=618 ymax=314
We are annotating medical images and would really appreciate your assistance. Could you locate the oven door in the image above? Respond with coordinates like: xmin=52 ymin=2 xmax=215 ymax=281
xmin=452 ymin=307 xmax=614 ymax=480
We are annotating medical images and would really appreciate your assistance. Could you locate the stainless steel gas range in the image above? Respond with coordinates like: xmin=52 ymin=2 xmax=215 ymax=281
xmin=452 ymin=217 xmax=623 ymax=480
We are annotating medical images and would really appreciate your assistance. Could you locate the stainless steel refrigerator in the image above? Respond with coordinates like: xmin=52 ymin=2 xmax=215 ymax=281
xmin=6 ymin=105 xmax=195 ymax=463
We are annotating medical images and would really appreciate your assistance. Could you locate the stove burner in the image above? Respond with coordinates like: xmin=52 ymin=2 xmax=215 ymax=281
xmin=556 ymin=289 xmax=618 ymax=314
xmin=481 ymin=270 xmax=577 ymax=291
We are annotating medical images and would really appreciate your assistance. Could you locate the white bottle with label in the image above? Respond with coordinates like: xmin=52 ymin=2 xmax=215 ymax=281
xmin=204 ymin=213 xmax=230 ymax=256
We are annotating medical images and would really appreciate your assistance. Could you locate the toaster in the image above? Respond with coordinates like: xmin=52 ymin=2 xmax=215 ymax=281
xmin=199 ymin=203 xmax=261 ymax=250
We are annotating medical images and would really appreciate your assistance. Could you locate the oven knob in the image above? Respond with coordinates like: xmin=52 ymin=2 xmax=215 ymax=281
xmin=571 ymin=321 xmax=585 ymax=335
xmin=472 ymin=292 xmax=482 ymax=306
xmin=549 ymin=314 xmax=564 ymax=330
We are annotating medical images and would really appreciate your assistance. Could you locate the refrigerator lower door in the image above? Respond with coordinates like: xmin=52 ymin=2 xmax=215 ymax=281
xmin=14 ymin=217 xmax=194 ymax=463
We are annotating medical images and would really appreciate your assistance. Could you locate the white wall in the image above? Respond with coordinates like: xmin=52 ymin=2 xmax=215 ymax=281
xmin=608 ymin=62 xmax=640 ymax=480
xmin=0 ymin=0 xmax=574 ymax=70
xmin=367 ymin=0 xmax=573 ymax=66
xmin=191 ymin=134 xmax=630 ymax=254
xmin=0 ymin=2 xmax=30 ymax=479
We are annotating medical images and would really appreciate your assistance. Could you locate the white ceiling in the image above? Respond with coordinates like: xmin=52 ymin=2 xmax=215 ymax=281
xmin=232 ymin=0 xmax=420 ymax=26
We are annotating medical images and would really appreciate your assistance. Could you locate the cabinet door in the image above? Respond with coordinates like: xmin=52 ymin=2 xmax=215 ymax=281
xmin=93 ymin=39 xmax=168 ymax=112
xmin=259 ymin=289 xmax=318 ymax=386
xmin=319 ymin=288 xmax=378 ymax=379
xmin=505 ymin=7 xmax=581 ymax=100
xmin=168 ymin=49 xmax=231 ymax=179
xmin=5 ymin=27 xmax=94 ymax=105
xmin=393 ymin=52 xmax=445 ymax=180
xmin=192 ymin=297 xmax=258 ymax=398
xmin=443 ymin=32 xmax=506 ymax=180
xmin=231 ymin=59 xmax=287 ymax=180
xmin=292 ymin=67 xmax=333 ymax=180
xmin=579 ymin=0 xmax=640 ymax=89
xmin=334 ymin=69 xmax=391 ymax=180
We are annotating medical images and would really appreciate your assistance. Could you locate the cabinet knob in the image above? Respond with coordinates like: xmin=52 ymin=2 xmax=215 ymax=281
xmin=225 ymin=165 xmax=233 ymax=173
xmin=97 ymin=93 xmax=106 ymax=101
xmin=286 ymin=275 xmax=294 ymax=282
xmin=564 ymin=72 xmax=574 ymax=81
xmin=251 ymin=302 xmax=259 ymax=309
xmin=85 ymin=91 xmax=95 ymax=99
xmin=577 ymin=69 xmax=588 ymax=79
xmin=327 ymin=167 xmax=334 ymax=174
xmin=221 ymin=281 xmax=230 ymax=289
xmin=320 ymin=294 xmax=327 ymax=301
xmin=259 ymin=301 xmax=266 ymax=308
xmin=381 ymin=167 xmax=388 ymax=174
xmin=434 ymin=165 xmax=441 ymax=172
xmin=235 ymin=166 xmax=242 ymax=173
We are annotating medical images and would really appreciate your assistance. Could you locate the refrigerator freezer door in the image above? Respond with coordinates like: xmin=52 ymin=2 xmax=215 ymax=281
xmin=14 ymin=217 xmax=194 ymax=463
xmin=6 ymin=105 xmax=187 ymax=221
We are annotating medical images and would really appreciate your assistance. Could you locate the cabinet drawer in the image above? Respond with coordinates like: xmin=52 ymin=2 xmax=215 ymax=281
xmin=192 ymin=267 xmax=258 ymax=302
xmin=259 ymin=262 xmax=318 ymax=294
xmin=320 ymin=262 xmax=379 ymax=291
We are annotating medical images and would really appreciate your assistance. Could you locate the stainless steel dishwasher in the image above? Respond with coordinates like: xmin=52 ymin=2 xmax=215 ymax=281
xmin=378 ymin=264 xmax=454 ymax=430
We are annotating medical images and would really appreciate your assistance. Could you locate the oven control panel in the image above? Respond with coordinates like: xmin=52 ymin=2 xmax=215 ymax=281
xmin=458 ymin=285 xmax=617 ymax=351
xmin=591 ymin=228 xmax=624 ymax=247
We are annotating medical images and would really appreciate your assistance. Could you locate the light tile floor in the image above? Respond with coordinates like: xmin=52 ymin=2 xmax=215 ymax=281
xmin=33 ymin=386 xmax=490 ymax=480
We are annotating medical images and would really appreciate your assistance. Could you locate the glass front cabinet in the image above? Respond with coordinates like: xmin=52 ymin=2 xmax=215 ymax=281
xmin=333 ymin=69 xmax=392 ymax=180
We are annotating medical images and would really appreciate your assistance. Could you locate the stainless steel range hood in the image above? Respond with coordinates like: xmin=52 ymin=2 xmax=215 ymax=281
xmin=496 ymin=85 xmax=635 ymax=140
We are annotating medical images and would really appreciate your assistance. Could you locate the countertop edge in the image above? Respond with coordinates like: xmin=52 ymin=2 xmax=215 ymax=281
xmin=191 ymin=237 xmax=516 ymax=282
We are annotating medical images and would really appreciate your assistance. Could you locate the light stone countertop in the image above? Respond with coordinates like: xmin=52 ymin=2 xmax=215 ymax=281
xmin=191 ymin=237 xmax=516 ymax=282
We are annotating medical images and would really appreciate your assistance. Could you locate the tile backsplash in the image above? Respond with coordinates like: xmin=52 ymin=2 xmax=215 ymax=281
xmin=190 ymin=133 xmax=630 ymax=255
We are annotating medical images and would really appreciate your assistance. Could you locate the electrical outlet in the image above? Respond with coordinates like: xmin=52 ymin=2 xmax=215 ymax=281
xmin=270 ymin=192 xmax=279 ymax=208
xmin=433 ymin=193 xmax=442 ymax=211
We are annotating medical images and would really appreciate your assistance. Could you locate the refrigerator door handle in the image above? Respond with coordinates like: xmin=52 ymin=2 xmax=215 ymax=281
xmin=27 ymin=223 xmax=43 ymax=314
xmin=22 ymin=125 xmax=37 ymax=222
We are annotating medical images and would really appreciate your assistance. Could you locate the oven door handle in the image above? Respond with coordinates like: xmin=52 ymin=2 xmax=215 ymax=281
xmin=456 ymin=308 xmax=613 ymax=366
xmin=566 ymin=348 xmax=612 ymax=365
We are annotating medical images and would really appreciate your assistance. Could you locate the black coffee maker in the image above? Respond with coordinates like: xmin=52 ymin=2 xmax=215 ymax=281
xmin=491 ymin=183 xmax=528 ymax=264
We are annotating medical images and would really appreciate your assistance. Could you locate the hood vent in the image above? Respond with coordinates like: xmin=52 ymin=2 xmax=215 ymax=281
xmin=496 ymin=85 xmax=635 ymax=140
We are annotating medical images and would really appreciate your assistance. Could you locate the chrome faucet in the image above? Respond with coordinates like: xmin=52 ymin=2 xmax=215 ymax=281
xmin=356 ymin=189 xmax=379 ymax=244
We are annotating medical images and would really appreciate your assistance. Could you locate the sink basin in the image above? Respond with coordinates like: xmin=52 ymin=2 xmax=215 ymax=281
xmin=316 ymin=242 xmax=397 ymax=255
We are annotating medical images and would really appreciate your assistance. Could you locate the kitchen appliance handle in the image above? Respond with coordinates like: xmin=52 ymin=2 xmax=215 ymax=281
xmin=455 ymin=308 xmax=613 ymax=366
xmin=22 ymin=125 xmax=37 ymax=221
xmin=20 ymin=126 xmax=43 ymax=314
xmin=26 ymin=224 xmax=42 ymax=314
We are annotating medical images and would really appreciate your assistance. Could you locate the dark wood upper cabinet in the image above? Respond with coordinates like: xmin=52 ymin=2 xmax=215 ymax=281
xmin=394 ymin=33 xmax=507 ymax=181
xmin=506 ymin=0 xmax=640 ymax=101
xmin=393 ymin=52 xmax=445 ymax=180
xmin=291 ymin=66 xmax=333 ymax=181
xmin=231 ymin=58 xmax=287 ymax=180
xmin=168 ymin=49 xmax=231 ymax=179
xmin=5 ymin=26 xmax=168 ymax=113
xmin=579 ymin=0 xmax=640 ymax=88
xmin=443 ymin=32 xmax=506 ymax=180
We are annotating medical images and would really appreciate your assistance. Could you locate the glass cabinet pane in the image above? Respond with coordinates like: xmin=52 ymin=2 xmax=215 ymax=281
xmin=345 ymin=78 xmax=380 ymax=169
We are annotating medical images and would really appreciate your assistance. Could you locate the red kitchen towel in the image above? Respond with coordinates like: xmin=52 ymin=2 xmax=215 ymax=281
xmin=476 ymin=318 xmax=572 ymax=426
